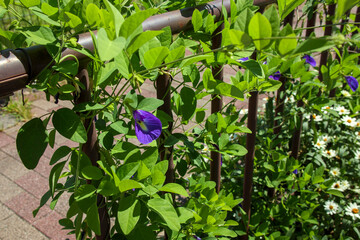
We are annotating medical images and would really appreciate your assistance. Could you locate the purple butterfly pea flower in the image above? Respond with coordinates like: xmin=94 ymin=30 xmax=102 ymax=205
xmin=269 ymin=71 xmax=281 ymax=80
xmin=193 ymin=236 xmax=201 ymax=240
xmin=133 ymin=110 xmax=162 ymax=144
xmin=345 ymin=76 xmax=358 ymax=92
xmin=293 ymin=169 xmax=298 ymax=174
xmin=238 ymin=57 xmax=249 ymax=62
xmin=303 ymin=55 xmax=316 ymax=67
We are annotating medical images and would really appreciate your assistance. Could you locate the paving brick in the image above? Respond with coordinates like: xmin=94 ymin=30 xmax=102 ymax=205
xmin=0 ymin=154 xmax=29 ymax=180
xmin=0 ymin=201 xmax=13 ymax=220
xmin=32 ymin=99 xmax=58 ymax=111
xmin=1 ymin=143 xmax=21 ymax=162
xmin=15 ymin=171 xmax=48 ymax=199
xmin=0 ymin=132 xmax=15 ymax=148
xmin=33 ymin=211 xmax=75 ymax=240
xmin=0 ymin=213 xmax=48 ymax=240
xmin=43 ymin=145 xmax=57 ymax=159
xmin=31 ymin=106 xmax=50 ymax=118
xmin=0 ymin=174 xmax=23 ymax=202
xmin=3 ymin=122 xmax=22 ymax=137
xmin=4 ymin=191 xmax=51 ymax=224
xmin=58 ymin=100 xmax=74 ymax=109
xmin=34 ymin=156 xmax=53 ymax=178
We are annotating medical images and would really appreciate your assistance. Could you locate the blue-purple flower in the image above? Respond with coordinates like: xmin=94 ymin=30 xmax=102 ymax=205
xmin=293 ymin=169 xmax=298 ymax=174
xmin=133 ymin=110 xmax=162 ymax=144
xmin=345 ymin=76 xmax=358 ymax=92
xmin=193 ymin=236 xmax=201 ymax=240
xmin=303 ymin=55 xmax=316 ymax=67
xmin=238 ymin=57 xmax=249 ymax=62
xmin=269 ymin=71 xmax=281 ymax=80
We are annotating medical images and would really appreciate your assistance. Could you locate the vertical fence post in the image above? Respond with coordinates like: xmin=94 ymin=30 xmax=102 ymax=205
xmin=156 ymin=72 xmax=174 ymax=184
xmin=241 ymin=90 xmax=258 ymax=240
xmin=76 ymin=66 xmax=110 ymax=240
xmin=273 ymin=11 xmax=295 ymax=137
xmin=318 ymin=4 xmax=336 ymax=83
xmin=290 ymin=5 xmax=317 ymax=160
xmin=210 ymin=23 xmax=224 ymax=194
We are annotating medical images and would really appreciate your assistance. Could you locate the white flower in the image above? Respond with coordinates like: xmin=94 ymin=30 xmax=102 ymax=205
xmin=229 ymin=133 xmax=238 ymax=142
xmin=341 ymin=90 xmax=351 ymax=97
xmin=355 ymin=121 xmax=360 ymax=128
xmin=321 ymin=106 xmax=333 ymax=114
xmin=202 ymin=145 xmax=209 ymax=153
xmin=314 ymin=139 xmax=326 ymax=149
xmin=341 ymin=180 xmax=350 ymax=191
xmin=345 ymin=203 xmax=360 ymax=220
xmin=239 ymin=109 xmax=248 ymax=115
xmin=342 ymin=116 xmax=357 ymax=127
xmin=321 ymin=135 xmax=330 ymax=143
xmin=356 ymin=131 xmax=360 ymax=139
xmin=354 ymin=150 xmax=360 ymax=160
xmin=322 ymin=149 xmax=336 ymax=158
xmin=324 ymin=200 xmax=339 ymax=215
xmin=311 ymin=113 xmax=323 ymax=122
xmin=329 ymin=168 xmax=340 ymax=177
xmin=331 ymin=181 xmax=345 ymax=192
xmin=285 ymin=95 xmax=296 ymax=103
xmin=336 ymin=106 xmax=350 ymax=115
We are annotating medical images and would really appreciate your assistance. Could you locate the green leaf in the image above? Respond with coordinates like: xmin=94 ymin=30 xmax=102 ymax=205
xmin=119 ymin=179 xmax=143 ymax=192
xmin=143 ymin=46 xmax=169 ymax=69
xmin=222 ymin=28 xmax=251 ymax=49
xmin=104 ymin=0 xmax=124 ymax=37
xmin=179 ymin=55 xmax=213 ymax=68
xmin=52 ymin=61 xmax=78 ymax=76
xmin=41 ymin=2 xmax=58 ymax=16
xmin=110 ymin=120 xmax=129 ymax=134
xmin=275 ymin=24 xmax=297 ymax=56
xmin=127 ymin=30 xmax=164 ymax=55
xmin=261 ymin=79 xmax=282 ymax=92
xmin=86 ymin=3 xmax=100 ymax=26
xmin=48 ymin=129 xmax=55 ymax=148
xmin=117 ymin=196 xmax=141 ymax=235
xmin=81 ymin=166 xmax=103 ymax=180
xmin=147 ymin=198 xmax=180 ymax=232
xmin=64 ymin=12 xmax=82 ymax=28
xmin=263 ymin=5 xmax=280 ymax=37
xmin=49 ymin=161 xmax=66 ymax=196
xmin=248 ymin=12 xmax=272 ymax=50
xmin=326 ymin=189 xmax=344 ymax=198
xmin=50 ymin=146 xmax=72 ymax=165
xmin=192 ymin=9 xmax=202 ymax=32
xmin=23 ymin=26 xmax=57 ymax=45
xmin=224 ymin=144 xmax=248 ymax=156
xmin=159 ymin=183 xmax=189 ymax=197
xmin=29 ymin=7 xmax=60 ymax=26
xmin=165 ymin=46 xmax=185 ymax=66
xmin=87 ymin=203 xmax=101 ymax=235
xmin=97 ymin=28 xmax=126 ymax=62
xmin=278 ymin=0 xmax=305 ymax=20
xmin=0 ymin=7 xmax=7 ymax=18
xmin=73 ymin=102 xmax=104 ymax=112
xmin=292 ymin=38 xmax=335 ymax=55
xmin=16 ymin=118 xmax=48 ymax=169
xmin=180 ymin=87 xmax=196 ymax=121
xmin=137 ymin=98 xmax=164 ymax=111
xmin=335 ymin=0 xmax=360 ymax=22
xmin=75 ymin=184 xmax=97 ymax=212
xmin=240 ymin=60 xmax=264 ymax=78
xmin=120 ymin=9 xmax=158 ymax=39
xmin=20 ymin=0 xmax=40 ymax=8
xmin=234 ymin=8 xmax=253 ymax=33
xmin=203 ymin=68 xmax=244 ymax=100
xmin=137 ymin=161 xmax=151 ymax=181
xmin=58 ymin=84 xmax=76 ymax=94
xmin=52 ymin=108 xmax=87 ymax=143
xmin=97 ymin=62 xmax=117 ymax=88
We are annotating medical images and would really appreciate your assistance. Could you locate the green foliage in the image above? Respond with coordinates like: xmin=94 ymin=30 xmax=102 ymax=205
xmin=5 ymin=0 xmax=359 ymax=238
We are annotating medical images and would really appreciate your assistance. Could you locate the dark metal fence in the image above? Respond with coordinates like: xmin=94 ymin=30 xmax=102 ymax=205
xmin=0 ymin=0 xmax=358 ymax=239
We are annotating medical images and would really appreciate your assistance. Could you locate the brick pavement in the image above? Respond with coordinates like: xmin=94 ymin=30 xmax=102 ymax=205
xmin=0 ymin=64 xmax=263 ymax=239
